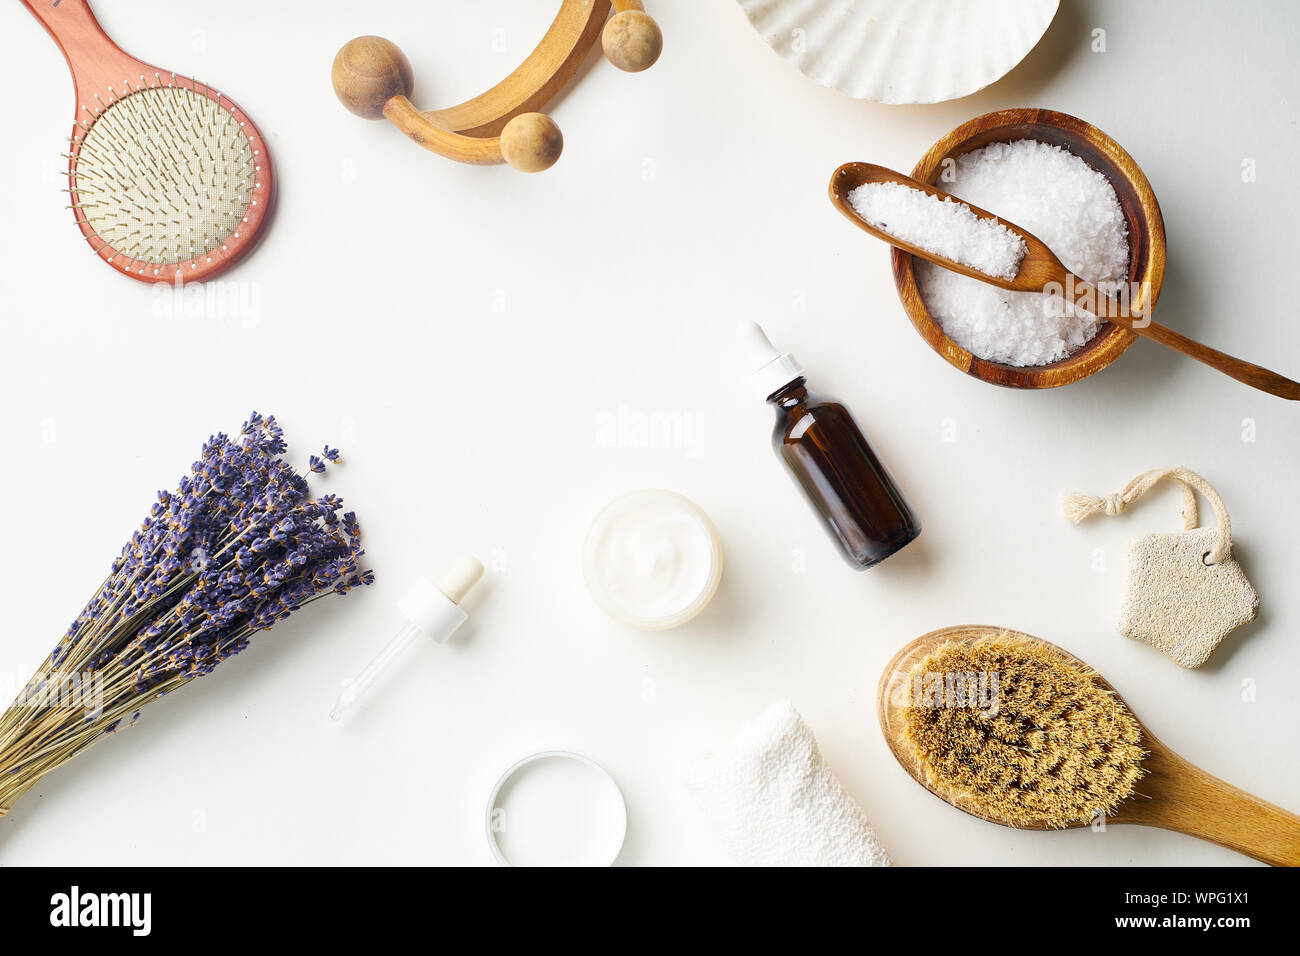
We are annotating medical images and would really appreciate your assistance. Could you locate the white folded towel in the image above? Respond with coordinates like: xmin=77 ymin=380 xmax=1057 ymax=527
xmin=681 ymin=699 xmax=891 ymax=867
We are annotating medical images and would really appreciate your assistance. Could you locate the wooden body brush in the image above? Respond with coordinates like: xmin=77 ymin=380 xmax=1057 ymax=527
xmin=879 ymin=626 xmax=1300 ymax=866
xmin=332 ymin=0 xmax=662 ymax=173
xmin=24 ymin=0 xmax=274 ymax=282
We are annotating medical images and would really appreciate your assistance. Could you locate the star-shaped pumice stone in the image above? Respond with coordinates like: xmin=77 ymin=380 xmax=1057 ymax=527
xmin=1117 ymin=528 xmax=1259 ymax=668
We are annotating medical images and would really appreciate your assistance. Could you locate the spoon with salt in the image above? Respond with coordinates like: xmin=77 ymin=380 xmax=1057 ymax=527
xmin=829 ymin=162 xmax=1300 ymax=400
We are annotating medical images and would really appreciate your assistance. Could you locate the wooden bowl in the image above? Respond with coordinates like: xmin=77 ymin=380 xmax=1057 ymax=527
xmin=892 ymin=108 xmax=1167 ymax=389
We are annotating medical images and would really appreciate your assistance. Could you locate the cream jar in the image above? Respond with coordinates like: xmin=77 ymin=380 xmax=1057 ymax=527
xmin=582 ymin=490 xmax=723 ymax=630
xmin=486 ymin=751 xmax=627 ymax=867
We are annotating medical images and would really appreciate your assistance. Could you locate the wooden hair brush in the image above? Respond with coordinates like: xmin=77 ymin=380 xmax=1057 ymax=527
xmin=23 ymin=0 xmax=275 ymax=282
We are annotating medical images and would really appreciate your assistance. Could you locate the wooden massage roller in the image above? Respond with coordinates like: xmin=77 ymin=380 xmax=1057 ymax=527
xmin=331 ymin=0 xmax=661 ymax=173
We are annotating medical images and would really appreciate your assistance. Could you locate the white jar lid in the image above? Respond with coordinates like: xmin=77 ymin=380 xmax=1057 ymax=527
xmin=485 ymin=751 xmax=627 ymax=867
xmin=582 ymin=489 xmax=724 ymax=630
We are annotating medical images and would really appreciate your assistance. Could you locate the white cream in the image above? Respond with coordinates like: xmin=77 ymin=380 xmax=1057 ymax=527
xmin=583 ymin=490 xmax=723 ymax=630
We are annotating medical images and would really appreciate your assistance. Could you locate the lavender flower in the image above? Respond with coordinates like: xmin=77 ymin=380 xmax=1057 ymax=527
xmin=0 ymin=413 xmax=373 ymax=815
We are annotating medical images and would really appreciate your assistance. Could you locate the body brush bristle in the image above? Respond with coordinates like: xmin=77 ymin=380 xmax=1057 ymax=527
xmin=901 ymin=632 xmax=1145 ymax=828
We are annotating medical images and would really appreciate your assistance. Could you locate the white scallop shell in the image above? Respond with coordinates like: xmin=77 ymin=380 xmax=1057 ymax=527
xmin=736 ymin=0 xmax=1059 ymax=104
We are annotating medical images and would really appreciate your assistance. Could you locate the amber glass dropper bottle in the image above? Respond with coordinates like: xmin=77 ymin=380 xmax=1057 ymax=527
xmin=738 ymin=322 xmax=921 ymax=570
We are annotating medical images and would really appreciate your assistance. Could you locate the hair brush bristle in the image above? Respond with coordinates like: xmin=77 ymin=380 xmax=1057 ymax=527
xmin=902 ymin=633 xmax=1145 ymax=828
xmin=69 ymin=83 xmax=255 ymax=269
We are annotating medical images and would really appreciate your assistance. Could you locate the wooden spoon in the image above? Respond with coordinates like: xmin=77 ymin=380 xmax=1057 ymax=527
xmin=878 ymin=626 xmax=1300 ymax=866
xmin=830 ymin=162 xmax=1300 ymax=401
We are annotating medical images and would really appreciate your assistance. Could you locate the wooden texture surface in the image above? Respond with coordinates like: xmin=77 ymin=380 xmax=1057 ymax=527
xmin=878 ymin=625 xmax=1300 ymax=866
xmin=332 ymin=1 xmax=658 ymax=172
xmin=423 ymin=0 xmax=612 ymax=139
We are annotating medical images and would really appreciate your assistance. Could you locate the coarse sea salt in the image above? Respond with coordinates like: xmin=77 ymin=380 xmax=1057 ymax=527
xmin=911 ymin=140 xmax=1130 ymax=367
xmin=848 ymin=181 xmax=1027 ymax=281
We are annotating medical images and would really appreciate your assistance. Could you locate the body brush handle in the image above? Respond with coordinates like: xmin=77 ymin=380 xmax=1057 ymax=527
xmin=1113 ymin=737 xmax=1300 ymax=867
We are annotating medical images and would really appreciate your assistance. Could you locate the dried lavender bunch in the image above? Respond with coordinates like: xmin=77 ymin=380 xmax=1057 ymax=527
xmin=0 ymin=412 xmax=372 ymax=816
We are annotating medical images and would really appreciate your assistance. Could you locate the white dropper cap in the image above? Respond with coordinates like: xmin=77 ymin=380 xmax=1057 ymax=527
xmin=737 ymin=321 xmax=805 ymax=400
xmin=330 ymin=556 xmax=485 ymax=720
xmin=396 ymin=555 xmax=484 ymax=639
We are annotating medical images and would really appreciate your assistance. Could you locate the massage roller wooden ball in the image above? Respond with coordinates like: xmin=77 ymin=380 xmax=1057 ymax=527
xmin=331 ymin=0 xmax=662 ymax=173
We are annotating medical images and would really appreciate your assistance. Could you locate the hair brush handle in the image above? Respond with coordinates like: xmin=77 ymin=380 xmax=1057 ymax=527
xmin=23 ymin=0 xmax=152 ymax=102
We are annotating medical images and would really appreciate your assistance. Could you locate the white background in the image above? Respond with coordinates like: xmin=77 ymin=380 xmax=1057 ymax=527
xmin=1 ymin=0 xmax=1297 ymax=866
